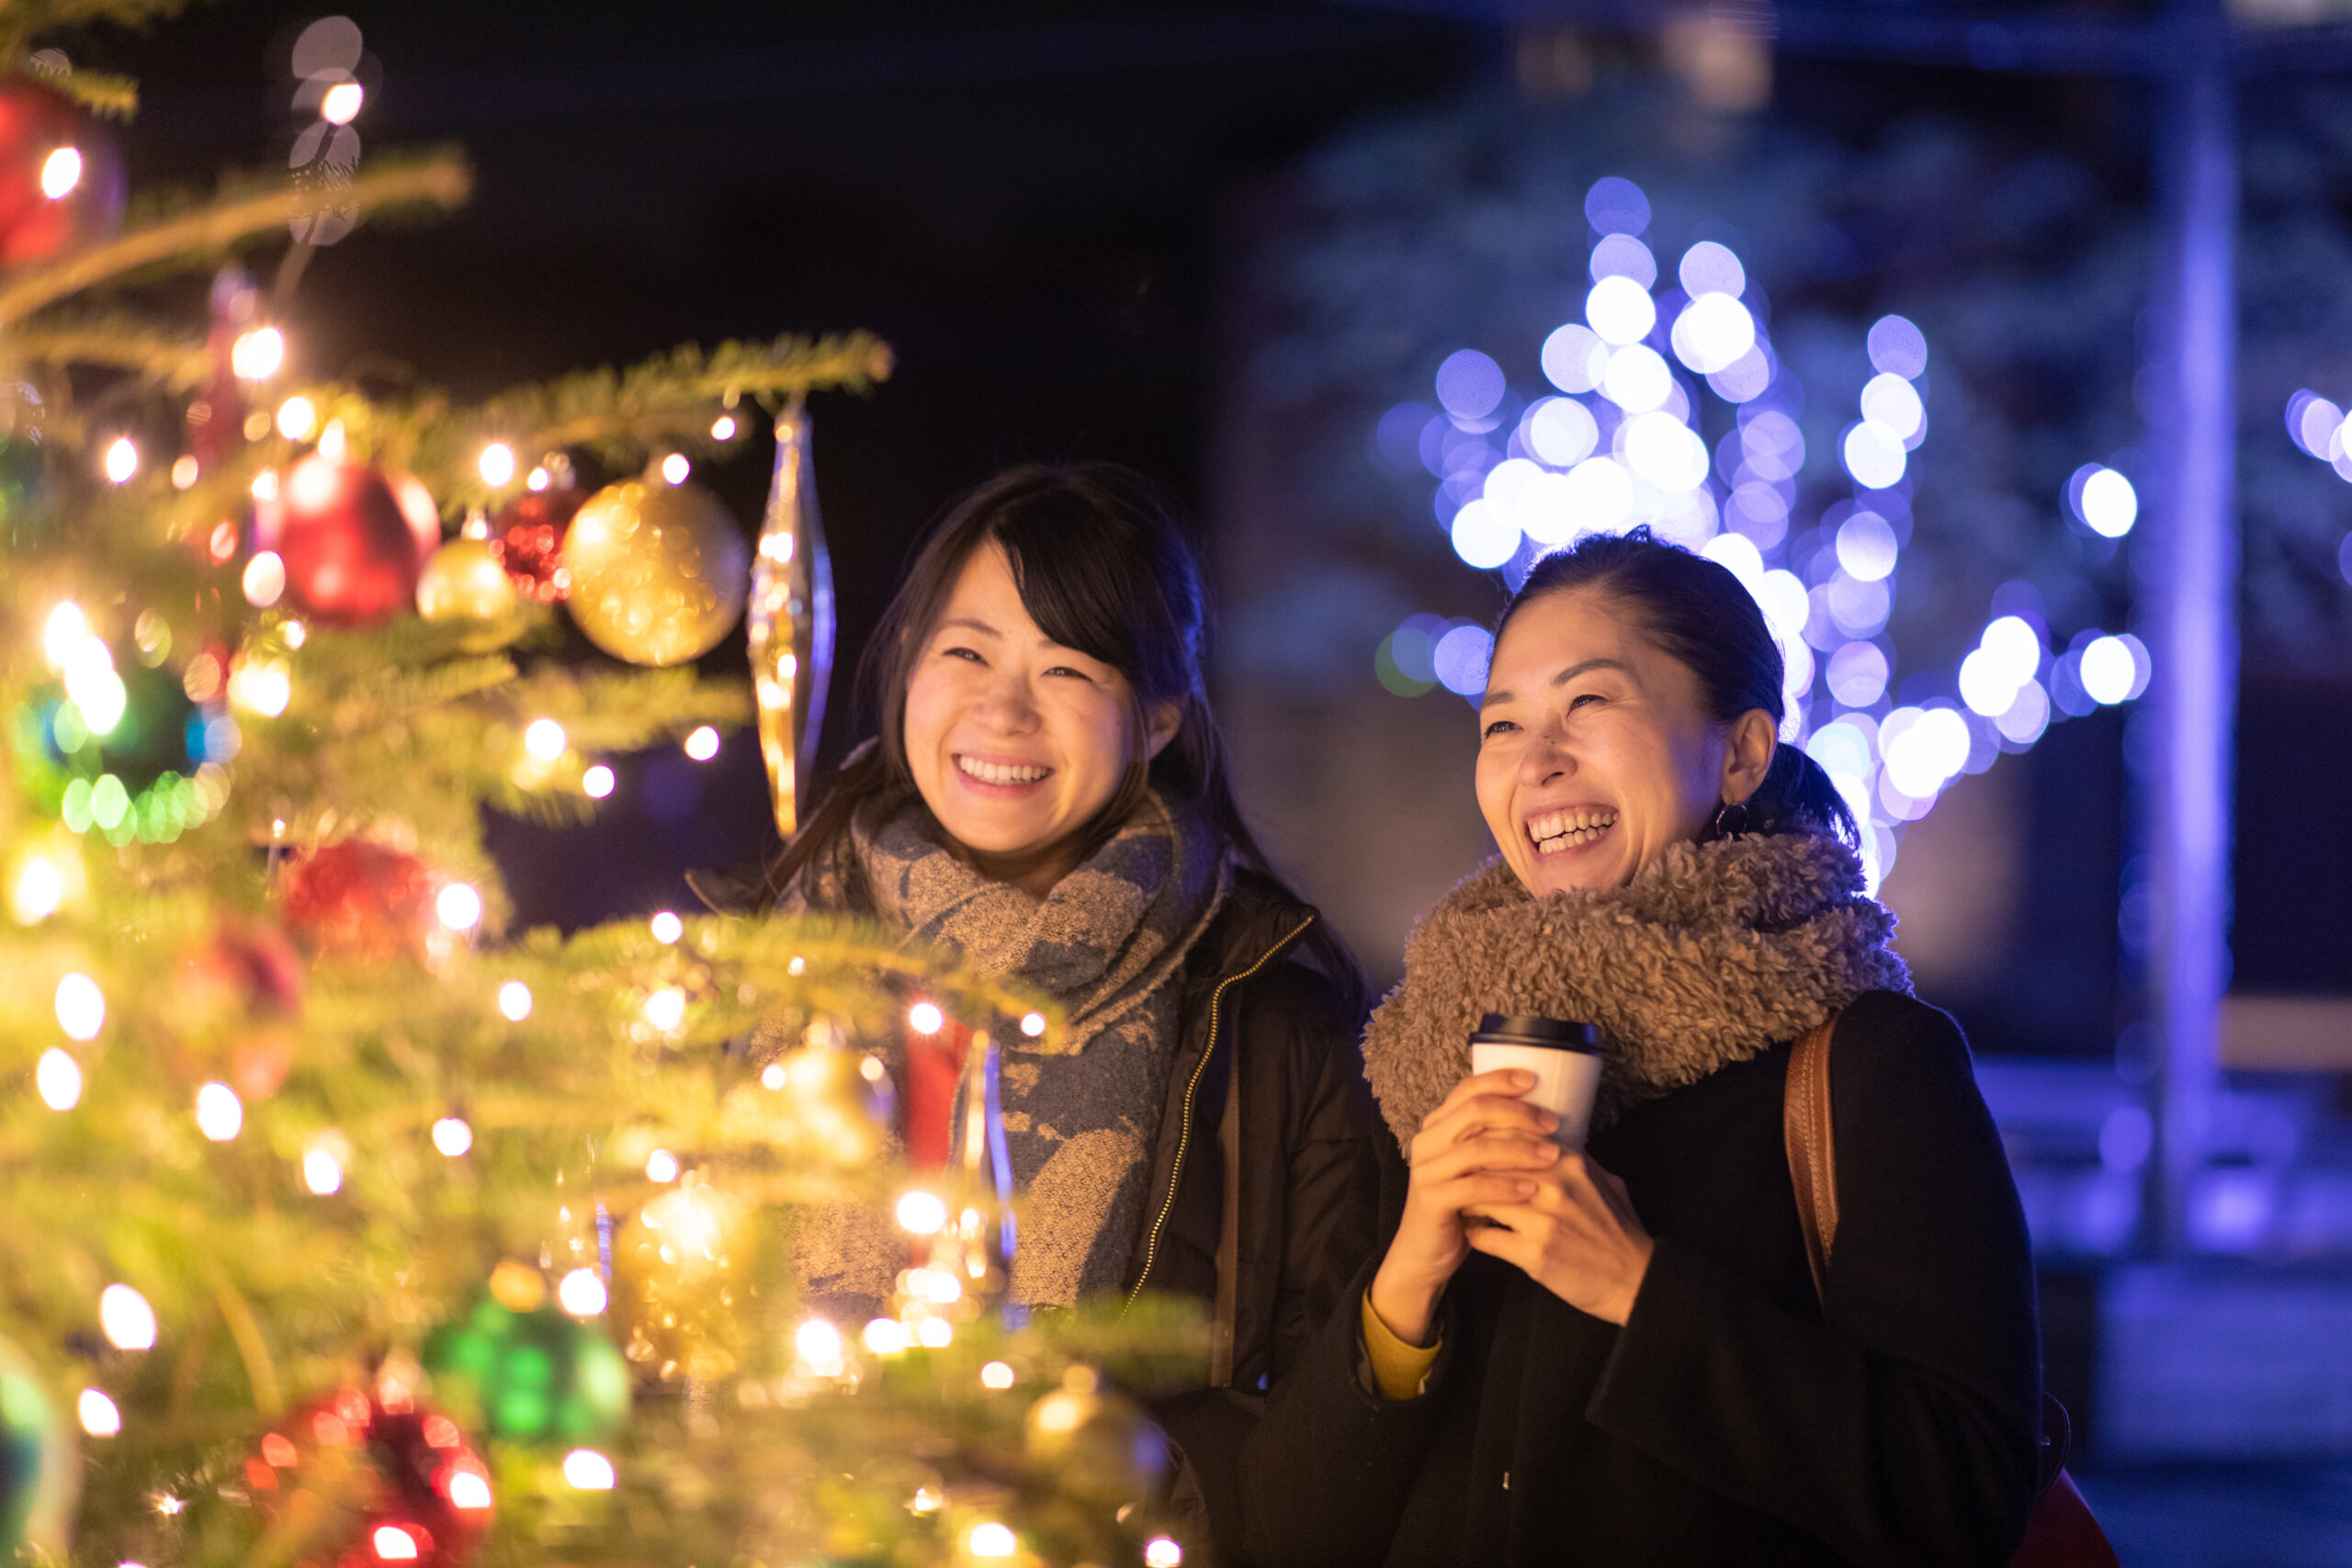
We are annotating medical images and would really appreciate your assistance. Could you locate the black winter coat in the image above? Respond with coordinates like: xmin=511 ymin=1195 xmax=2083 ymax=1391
xmin=1129 ymin=871 xmax=1382 ymax=1559
xmin=1238 ymin=989 xmax=2041 ymax=1568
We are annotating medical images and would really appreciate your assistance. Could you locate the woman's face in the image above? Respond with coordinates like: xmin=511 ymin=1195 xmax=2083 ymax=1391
xmin=1476 ymin=585 xmax=1771 ymax=897
xmin=902 ymin=540 xmax=1177 ymax=897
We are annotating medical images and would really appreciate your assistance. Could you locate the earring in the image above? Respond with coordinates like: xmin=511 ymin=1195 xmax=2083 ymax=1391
xmin=1709 ymin=799 xmax=1750 ymax=840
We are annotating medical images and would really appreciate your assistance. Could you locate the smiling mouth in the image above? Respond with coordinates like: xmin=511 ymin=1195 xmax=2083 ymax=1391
xmin=956 ymin=754 xmax=1053 ymax=786
xmin=1528 ymin=808 xmax=1617 ymax=855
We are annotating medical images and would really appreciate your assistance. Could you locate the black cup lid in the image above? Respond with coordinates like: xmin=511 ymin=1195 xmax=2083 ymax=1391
xmin=1471 ymin=1013 xmax=1601 ymax=1050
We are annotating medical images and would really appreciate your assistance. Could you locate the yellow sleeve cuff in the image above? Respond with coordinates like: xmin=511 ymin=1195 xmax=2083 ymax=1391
xmin=1361 ymin=1290 xmax=1442 ymax=1402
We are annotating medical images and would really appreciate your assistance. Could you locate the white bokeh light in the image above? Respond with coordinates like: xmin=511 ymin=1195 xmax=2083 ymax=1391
xmin=2079 ymin=468 xmax=2138 ymax=538
xmin=1540 ymin=324 xmax=1606 ymax=394
xmin=303 ymin=1146 xmax=344 ymax=1195
xmin=1585 ymin=276 xmax=1657 ymax=346
xmin=55 ymin=972 xmax=105 ymax=1040
xmin=196 ymin=1082 xmax=243 ymax=1142
xmin=2081 ymin=636 xmax=2139 ymax=705
xmin=1859 ymin=374 xmax=1925 ymax=442
xmin=1669 ymin=293 xmax=1756 ymax=375
xmin=1600 ymin=343 xmax=1671 ymax=411
xmin=1841 ymin=423 xmax=1907 ymax=490
xmin=1527 ymin=398 xmax=1599 ymax=467
xmin=1622 ymin=412 xmax=1709 ymax=492
xmin=1835 ymin=511 xmax=1899 ymax=581
xmin=1450 ymin=498 xmax=1521 ymax=570
xmin=1678 ymin=241 xmax=1746 ymax=298
xmin=100 ymin=1284 xmax=157 ymax=1350
xmin=36 ymin=1048 xmax=82 ymax=1111
xmin=562 ymin=1449 xmax=616 ymax=1490
xmin=435 ymin=883 xmax=483 ymax=932
xmin=558 ymin=1268 xmax=608 ymax=1316
xmin=497 ymin=980 xmax=533 ymax=1021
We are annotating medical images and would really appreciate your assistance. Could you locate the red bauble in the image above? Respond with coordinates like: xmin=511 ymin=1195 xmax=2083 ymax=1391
xmin=487 ymin=488 xmax=584 ymax=604
xmin=278 ymin=457 xmax=423 ymax=626
xmin=243 ymin=1386 xmax=493 ymax=1568
xmin=176 ymin=919 xmax=308 ymax=1096
xmin=389 ymin=471 xmax=444 ymax=565
xmin=279 ymin=841 xmax=433 ymax=959
xmin=0 ymin=79 xmax=125 ymax=265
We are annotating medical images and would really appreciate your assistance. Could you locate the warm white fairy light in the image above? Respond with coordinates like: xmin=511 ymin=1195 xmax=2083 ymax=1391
xmin=908 ymin=1001 xmax=944 ymax=1036
xmin=649 ymin=909 xmax=684 ymax=944
xmin=644 ymin=1148 xmax=679 ymax=1183
xmin=659 ymin=453 xmax=690 ymax=485
xmin=643 ymin=987 xmax=686 ymax=1031
xmin=195 ymin=1082 xmax=243 ymax=1142
xmin=967 ymin=1522 xmax=1016 ymax=1559
xmin=171 ymin=455 xmax=199 ymax=489
xmin=1020 ymin=1011 xmax=1046 ymax=1038
xmin=435 ymin=883 xmax=483 ymax=932
xmin=99 ymin=1284 xmax=157 ymax=1350
xmin=42 ymin=601 xmax=89 ymax=668
xmin=40 ymin=146 xmax=82 ymax=200
xmin=432 ymin=1116 xmax=473 ymax=1156
xmin=980 ymin=1360 xmax=1015 ymax=1390
xmin=77 ymin=1389 xmax=120 ymax=1437
xmin=320 ymin=81 xmax=365 ymax=124
xmin=863 ymin=1317 xmax=909 ymax=1355
xmin=711 ymin=414 xmax=738 ymax=441
xmin=478 ymin=443 xmax=516 ymax=488
xmin=54 ymin=973 xmax=105 ymax=1040
xmin=556 ymin=1268 xmax=608 ymax=1317
xmin=795 ymin=1318 xmax=845 ymax=1376
xmin=497 ymin=980 xmax=533 ymax=1021
xmin=917 ymin=1316 xmax=953 ymax=1348
xmin=228 ymin=653 xmax=292 ymax=715
xmin=371 ymin=1525 xmax=420 ymax=1562
xmin=683 ymin=725 xmax=720 ymax=761
xmin=561 ymin=1449 xmax=616 ymax=1490
xmin=243 ymin=551 xmax=288 ymax=608
xmin=303 ymin=1146 xmax=344 ymax=1195
xmin=276 ymin=397 xmax=319 ymax=442
xmin=36 ymin=1048 xmax=82 ymax=1111
xmin=897 ymin=1190 xmax=948 ymax=1235
xmin=316 ymin=420 xmax=347 ymax=461
xmin=103 ymin=437 xmax=139 ymax=483
xmin=232 ymin=327 xmax=285 ymax=381
xmin=582 ymin=764 xmax=616 ymax=798
xmin=11 ymin=855 xmax=63 ymax=923
xmin=1145 ymin=1537 xmax=1183 ymax=1567
xmin=447 ymin=1470 xmax=492 ymax=1511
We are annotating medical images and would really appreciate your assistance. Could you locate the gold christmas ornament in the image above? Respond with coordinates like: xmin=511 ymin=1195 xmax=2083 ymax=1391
xmin=614 ymin=1175 xmax=752 ymax=1381
xmin=746 ymin=400 xmax=834 ymax=835
xmin=415 ymin=539 xmax=522 ymax=648
xmin=561 ymin=473 xmax=749 ymax=665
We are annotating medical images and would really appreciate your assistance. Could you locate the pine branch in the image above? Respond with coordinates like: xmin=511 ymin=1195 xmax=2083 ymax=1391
xmin=0 ymin=1 xmax=191 ymax=56
xmin=4 ymin=309 xmax=209 ymax=389
xmin=0 ymin=151 xmax=472 ymax=324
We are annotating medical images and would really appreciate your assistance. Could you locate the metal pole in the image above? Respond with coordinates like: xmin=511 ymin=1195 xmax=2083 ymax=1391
xmin=2142 ymin=4 xmax=2239 ymax=1256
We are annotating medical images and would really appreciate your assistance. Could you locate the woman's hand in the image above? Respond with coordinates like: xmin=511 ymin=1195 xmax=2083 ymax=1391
xmin=1368 ymin=1069 xmax=1565 ymax=1346
xmin=1464 ymin=1149 xmax=1655 ymax=1325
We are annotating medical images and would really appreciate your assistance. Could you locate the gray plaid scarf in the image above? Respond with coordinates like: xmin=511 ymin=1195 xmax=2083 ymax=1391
xmin=784 ymin=785 xmax=1229 ymax=1307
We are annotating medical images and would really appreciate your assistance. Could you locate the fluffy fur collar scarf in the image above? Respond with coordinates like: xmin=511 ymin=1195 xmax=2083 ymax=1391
xmin=1362 ymin=830 xmax=1911 ymax=1151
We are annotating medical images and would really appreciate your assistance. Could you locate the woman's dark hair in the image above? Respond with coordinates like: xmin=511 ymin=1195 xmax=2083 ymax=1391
xmin=1494 ymin=528 xmax=1859 ymax=848
xmin=763 ymin=462 xmax=1364 ymax=1005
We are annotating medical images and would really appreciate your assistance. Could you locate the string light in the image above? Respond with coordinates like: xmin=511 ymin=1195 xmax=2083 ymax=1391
xmin=231 ymin=327 xmax=285 ymax=381
xmin=447 ymin=1470 xmax=493 ymax=1511
xmin=918 ymin=1316 xmax=953 ymax=1348
xmin=683 ymin=725 xmax=720 ymax=761
xmin=1145 ymin=1538 xmax=1183 ymax=1567
xmin=582 ymin=764 xmax=616 ymax=798
xmin=523 ymin=717 xmax=567 ymax=762
xmin=897 ymin=1191 xmax=948 ymax=1235
xmin=36 ymin=1048 xmax=81 ymax=1111
xmin=643 ymin=987 xmax=686 ymax=1031
xmin=561 ymin=1449 xmax=616 ymax=1490
xmin=967 ymin=1523 xmax=1016 ymax=1559
xmin=171 ymin=455 xmax=199 ymax=489
xmin=432 ymin=1116 xmax=473 ymax=1156
xmin=479 ymin=444 xmax=516 ymax=488
xmin=320 ymin=82 xmax=364 ymax=124
xmin=710 ymin=414 xmax=738 ymax=441
xmin=981 ymin=1360 xmax=1016 ymax=1390
xmin=243 ymin=551 xmax=288 ymax=609
xmin=99 ymin=1284 xmax=157 ymax=1350
xmin=303 ymin=1145 xmax=344 ymax=1195
xmin=795 ymin=1318 xmax=845 ymax=1377
xmin=556 ymin=1268 xmax=608 ymax=1317
xmin=1020 ymin=1011 xmax=1047 ymax=1037
xmin=371 ymin=1526 xmax=420 ymax=1562
xmin=103 ymin=437 xmax=139 ymax=483
xmin=497 ymin=980 xmax=533 ymax=1021
xmin=761 ymin=1062 xmax=787 ymax=1089
xmin=40 ymin=146 xmax=82 ymax=199
xmin=644 ymin=1149 xmax=679 ymax=1183
xmin=196 ymin=1082 xmax=243 ymax=1141
xmin=11 ymin=855 xmax=64 ymax=923
xmin=908 ymin=1001 xmax=944 ymax=1035
xmin=55 ymin=973 xmax=104 ymax=1040
xmin=77 ymin=1389 xmax=120 ymax=1437
xmin=863 ymin=1317 xmax=910 ymax=1355
xmin=649 ymin=910 xmax=683 ymax=943
xmin=435 ymin=883 xmax=483 ymax=932
xmin=276 ymin=397 xmax=319 ymax=441
xmin=659 ymin=453 xmax=690 ymax=485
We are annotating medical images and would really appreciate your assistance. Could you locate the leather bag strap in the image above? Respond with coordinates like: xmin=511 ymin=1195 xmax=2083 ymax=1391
xmin=1781 ymin=1013 xmax=1842 ymax=1307
xmin=1210 ymin=1043 xmax=1242 ymax=1387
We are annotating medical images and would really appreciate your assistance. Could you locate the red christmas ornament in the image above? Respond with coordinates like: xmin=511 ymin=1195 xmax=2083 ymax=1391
xmin=243 ymin=1385 xmax=493 ymax=1568
xmin=389 ymin=472 xmax=444 ymax=565
xmin=175 ymin=917 xmax=308 ymax=1097
xmin=279 ymin=841 xmax=433 ymax=959
xmin=487 ymin=488 xmax=584 ymax=604
xmin=278 ymin=457 xmax=424 ymax=626
xmin=0 ymin=78 xmax=125 ymax=265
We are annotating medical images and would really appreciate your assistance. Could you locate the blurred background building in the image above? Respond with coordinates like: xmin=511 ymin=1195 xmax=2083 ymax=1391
xmin=100 ymin=0 xmax=2352 ymax=1556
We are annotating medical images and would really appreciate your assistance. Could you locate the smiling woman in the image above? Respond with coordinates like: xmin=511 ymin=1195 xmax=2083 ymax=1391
xmin=751 ymin=464 xmax=1380 ymax=1562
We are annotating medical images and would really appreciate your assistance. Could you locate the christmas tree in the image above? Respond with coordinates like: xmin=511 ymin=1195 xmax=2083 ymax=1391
xmin=2 ymin=13 xmax=1207 ymax=1568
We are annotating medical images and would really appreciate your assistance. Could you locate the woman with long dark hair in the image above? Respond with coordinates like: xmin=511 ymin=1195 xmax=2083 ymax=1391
xmin=762 ymin=463 xmax=1378 ymax=1549
xmin=1241 ymin=529 xmax=2042 ymax=1567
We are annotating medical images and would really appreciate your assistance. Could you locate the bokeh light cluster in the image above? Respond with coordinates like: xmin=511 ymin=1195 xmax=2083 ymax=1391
xmin=1373 ymin=175 xmax=2154 ymax=888
xmin=2283 ymin=388 xmax=2352 ymax=586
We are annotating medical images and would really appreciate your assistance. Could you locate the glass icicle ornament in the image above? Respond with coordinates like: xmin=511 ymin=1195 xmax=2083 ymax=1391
xmin=745 ymin=398 xmax=834 ymax=836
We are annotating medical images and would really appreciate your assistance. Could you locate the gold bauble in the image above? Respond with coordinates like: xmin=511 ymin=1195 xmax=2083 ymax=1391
xmin=720 ymin=1046 xmax=884 ymax=1168
xmin=1023 ymin=1367 xmax=1169 ymax=1505
xmin=415 ymin=539 xmax=523 ymax=649
xmin=561 ymin=477 xmax=749 ymax=665
xmin=614 ymin=1177 xmax=752 ymax=1380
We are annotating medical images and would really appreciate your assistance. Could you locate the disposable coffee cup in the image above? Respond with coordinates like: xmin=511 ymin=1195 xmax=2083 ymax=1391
xmin=1469 ymin=1013 xmax=1604 ymax=1150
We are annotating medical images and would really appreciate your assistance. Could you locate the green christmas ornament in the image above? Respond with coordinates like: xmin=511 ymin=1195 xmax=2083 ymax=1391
xmin=0 ymin=438 xmax=48 ymax=550
xmin=0 ymin=1338 xmax=75 ymax=1555
xmin=424 ymin=1298 xmax=630 ymax=1444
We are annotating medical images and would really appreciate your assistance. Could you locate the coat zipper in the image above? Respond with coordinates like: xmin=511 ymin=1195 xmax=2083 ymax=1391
xmin=1121 ymin=913 xmax=1317 ymax=1318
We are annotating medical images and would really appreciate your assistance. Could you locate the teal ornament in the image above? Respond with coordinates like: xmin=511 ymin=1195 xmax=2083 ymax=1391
xmin=424 ymin=1300 xmax=630 ymax=1444
xmin=0 ymin=1338 xmax=74 ymax=1555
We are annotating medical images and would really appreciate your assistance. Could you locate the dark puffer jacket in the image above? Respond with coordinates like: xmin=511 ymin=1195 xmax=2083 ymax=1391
xmin=1131 ymin=871 xmax=1382 ymax=1559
